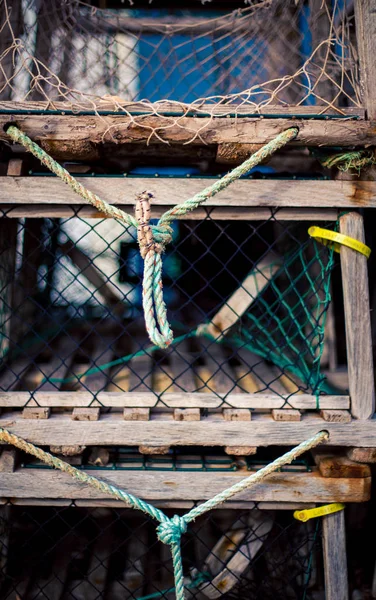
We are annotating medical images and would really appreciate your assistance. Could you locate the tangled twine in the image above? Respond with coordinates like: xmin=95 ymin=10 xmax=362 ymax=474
xmin=318 ymin=149 xmax=376 ymax=173
xmin=6 ymin=124 xmax=298 ymax=348
xmin=0 ymin=427 xmax=328 ymax=600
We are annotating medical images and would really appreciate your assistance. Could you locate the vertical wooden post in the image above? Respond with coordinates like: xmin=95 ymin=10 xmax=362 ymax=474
xmin=322 ymin=510 xmax=348 ymax=600
xmin=354 ymin=0 xmax=376 ymax=120
xmin=339 ymin=212 xmax=374 ymax=419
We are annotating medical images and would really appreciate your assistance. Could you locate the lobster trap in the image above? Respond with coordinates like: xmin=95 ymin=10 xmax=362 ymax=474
xmin=0 ymin=201 xmax=373 ymax=447
xmin=0 ymin=439 xmax=367 ymax=600
xmin=0 ymin=1 xmax=375 ymax=598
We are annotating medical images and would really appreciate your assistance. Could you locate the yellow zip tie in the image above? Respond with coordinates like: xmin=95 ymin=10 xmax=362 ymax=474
xmin=293 ymin=503 xmax=345 ymax=522
xmin=308 ymin=226 xmax=371 ymax=258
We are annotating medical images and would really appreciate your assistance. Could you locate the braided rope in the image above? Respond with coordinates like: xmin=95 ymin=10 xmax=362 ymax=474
xmin=0 ymin=427 xmax=327 ymax=600
xmin=6 ymin=125 xmax=298 ymax=348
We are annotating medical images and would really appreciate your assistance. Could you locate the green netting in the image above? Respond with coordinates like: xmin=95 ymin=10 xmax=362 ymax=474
xmin=225 ymin=236 xmax=335 ymax=396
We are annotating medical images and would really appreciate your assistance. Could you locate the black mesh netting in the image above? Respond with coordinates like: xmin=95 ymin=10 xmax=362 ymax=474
xmin=0 ymin=210 xmax=339 ymax=408
xmin=0 ymin=502 xmax=322 ymax=599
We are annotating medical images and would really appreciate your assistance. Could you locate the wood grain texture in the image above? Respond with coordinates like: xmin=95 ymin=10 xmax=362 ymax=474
xmin=347 ymin=447 xmax=376 ymax=463
xmin=339 ymin=213 xmax=375 ymax=419
xmin=312 ymin=448 xmax=370 ymax=478
xmin=0 ymin=100 xmax=364 ymax=117
xmin=354 ymin=0 xmax=376 ymax=119
xmin=1 ymin=178 xmax=376 ymax=209
xmin=224 ymin=446 xmax=257 ymax=456
xmin=322 ymin=510 xmax=349 ymax=600
xmin=0 ymin=391 xmax=349 ymax=409
xmin=0 ymin=114 xmax=372 ymax=149
xmin=0 ymin=205 xmax=340 ymax=221
xmin=272 ymin=409 xmax=301 ymax=422
xmin=71 ymin=407 xmax=100 ymax=421
xmin=0 ymin=467 xmax=369 ymax=503
xmin=1 ymin=412 xmax=376 ymax=447
xmin=22 ymin=407 xmax=50 ymax=420
xmin=320 ymin=410 xmax=351 ymax=423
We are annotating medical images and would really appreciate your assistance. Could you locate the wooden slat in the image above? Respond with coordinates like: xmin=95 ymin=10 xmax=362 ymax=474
xmin=0 ymin=391 xmax=349 ymax=409
xmin=1 ymin=412 xmax=376 ymax=447
xmin=0 ymin=467 xmax=368 ymax=503
xmin=128 ymin=340 xmax=154 ymax=394
xmin=354 ymin=0 xmax=376 ymax=120
xmin=322 ymin=510 xmax=349 ymax=600
xmin=194 ymin=339 xmax=235 ymax=395
xmin=34 ymin=335 xmax=81 ymax=392
xmin=312 ymin=448 xmax=370 ymax=478
xmin=1 ymin=114 xmax=373 ymax=148
xmin=339 ymin=212 xmax=375 ymax=419
xmin=0 ymin=205 xmax=340 ymax=221
xmin=168 ymin=340 xmax=197 ymax=393
xmin=1 ymin=178 xmax=376 ymax=209
xmin=205 ymin=252 xmax=281 ymax=339
xmin=0 ymin=100 xmax=364 ymax=117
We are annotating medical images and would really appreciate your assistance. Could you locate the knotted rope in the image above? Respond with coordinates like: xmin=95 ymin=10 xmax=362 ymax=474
xmin=0 ymin=427 xmax=327 ymax=600
xmin=6 ymin=125 xmax=298 ymax=348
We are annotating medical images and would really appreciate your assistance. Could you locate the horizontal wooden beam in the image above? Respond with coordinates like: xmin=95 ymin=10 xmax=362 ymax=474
xmin=0 ymin=114 xmax=373 ymax=150
xmin=0 ymin=392 xmax=349 ymax=410
xmin=1 ymin=177 xmax=375 ymax=209
xmin=1 ymin=412 xmax=375 ymax=447
xmin=0 ymin=101 xmax=364 ymax=118
xmin=0 ymin=467 xmax=369 ymax=502
xmin=0 ymin=204 xmax=340 ymax=221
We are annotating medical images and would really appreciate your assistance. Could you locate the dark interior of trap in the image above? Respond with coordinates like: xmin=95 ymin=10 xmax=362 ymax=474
xmin=0 ymin=502 xmax=324 ymax=600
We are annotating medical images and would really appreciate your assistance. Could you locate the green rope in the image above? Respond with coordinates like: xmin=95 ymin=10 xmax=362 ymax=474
xmin=6 ymin=125 xmax=298 ymax=350
xmin=0 ymin=427 xmax=328 ymax=600
xmin=316 ymin=149 xmax=376 ymax=172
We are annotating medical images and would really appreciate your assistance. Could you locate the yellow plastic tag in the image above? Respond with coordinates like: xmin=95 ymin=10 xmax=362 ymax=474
xmin=293 ymin=503 xmax=345 ymax=522
xmin=308 ymin=226 xmax=371 ymax=258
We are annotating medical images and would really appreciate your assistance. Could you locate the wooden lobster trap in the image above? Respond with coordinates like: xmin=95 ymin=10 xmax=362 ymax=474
xmin=0 ymin=0 xmax=374 ymax=455
xmin=0 ymin=1 xmax=375 ymax=598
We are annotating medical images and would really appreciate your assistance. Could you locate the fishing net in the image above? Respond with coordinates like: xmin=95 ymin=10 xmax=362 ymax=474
xmin=0 ymin=0 xmax=361 ymax=137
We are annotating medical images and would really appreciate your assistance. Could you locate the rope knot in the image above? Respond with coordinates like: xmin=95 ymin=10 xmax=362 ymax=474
xmin=156 ymin=515 xmax=187 ymax=546
xmin=135 ymin=191 xmax=172 ymax=257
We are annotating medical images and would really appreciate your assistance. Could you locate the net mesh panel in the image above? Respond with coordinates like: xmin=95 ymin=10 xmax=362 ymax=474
xmin=0 ymin=501 xmax=322 ymax=599
xmin=0 ymin=0 xmax=360 ymax=124
xmin=0 ymin=210 xmax=336 ymax=407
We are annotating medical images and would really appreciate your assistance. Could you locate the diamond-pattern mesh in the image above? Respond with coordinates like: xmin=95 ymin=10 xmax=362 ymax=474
xmin=0 ymin=0 xmax=360 ymax=113
xmin=0 ymin=210 xmax=336 ymax=408
xmin=0 ymin=502 xmax=321 ymax=599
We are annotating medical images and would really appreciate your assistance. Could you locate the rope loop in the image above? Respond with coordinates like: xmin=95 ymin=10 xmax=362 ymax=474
xmin=135 ymin=190 xmax=174 ymax=348
xmin=157 ymin=515 xmax=188 ymax=545
xmin=6 ymin=124 xmax=298 ymax=349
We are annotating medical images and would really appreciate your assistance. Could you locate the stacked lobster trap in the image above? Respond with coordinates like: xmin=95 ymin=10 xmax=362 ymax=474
xmin=0 ymin=0 xmax=375 ymax=598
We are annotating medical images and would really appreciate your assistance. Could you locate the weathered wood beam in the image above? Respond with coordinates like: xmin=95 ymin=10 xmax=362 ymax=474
xmin=1 ymin=178 xmax=376 ymax=209
xmin=0 ymin=467 xmax=369 ymax=502
xmin=0 ymin=412 xmax=376 ymax=447
xmin=339 ymin=212 xmax=375 ymax=419
xmin=322 ymin=510 xmax=349 ymax=600
xmin=354 ymin=0 xmax=376 ymax=120
xmin=0 ymin=114 xmax=373 ymax=150
xmin=0 ymin=101 xmax=365 ymax=117
xmin=0 ymin=391 xmax=350 ymax=409
xmin=0 ymin=205 xmax=340 ymax=221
